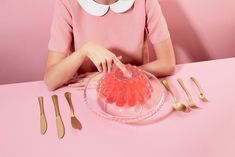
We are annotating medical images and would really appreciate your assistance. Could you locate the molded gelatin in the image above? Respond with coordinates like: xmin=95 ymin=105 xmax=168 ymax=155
xmin=97 ymin=64 xmax=153 ymax=107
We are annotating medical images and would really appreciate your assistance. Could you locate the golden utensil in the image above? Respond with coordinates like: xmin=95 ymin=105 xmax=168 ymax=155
xmin=161 ymin=80 xmax=188 ymax=112
xmin=190 ymin=77 xmax=208 ymax=102
xmin=38 ymin=96 xmax=47 ymax=135
xmin=52 ymin=95 xmax=65 ymax=139
xmin=177 ymin=78 xmax=199 ymax=109
xmin=64 ymin=92 xmax=82 ymax=130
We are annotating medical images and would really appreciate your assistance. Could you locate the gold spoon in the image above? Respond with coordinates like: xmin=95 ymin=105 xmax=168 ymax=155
xmin=177 ymin=78 xmax=199 ymax=109
xmin=161 ymin=80 xmax=188 ymax=112
xmin=190 ymin=77 xmax=208 ymax=102
xmin=64 ymin=92 xmax=82 ymax=130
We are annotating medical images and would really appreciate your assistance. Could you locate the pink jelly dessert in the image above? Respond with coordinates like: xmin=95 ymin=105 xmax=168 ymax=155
xmin=97 ymin=64 xmax=153 ymax=107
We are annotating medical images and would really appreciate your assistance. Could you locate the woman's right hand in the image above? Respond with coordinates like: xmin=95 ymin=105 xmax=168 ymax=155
xmin=81 ymin=42 xmax=128 ymax=74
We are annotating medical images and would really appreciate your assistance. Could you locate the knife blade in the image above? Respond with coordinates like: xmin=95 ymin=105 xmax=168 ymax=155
xmin=38 ymin=96 xmax=47 ymax=135
xmin=52 ymin=95 xmax=65 ymax=139
xmin=56 ymin=116 xmax=65 ymax=139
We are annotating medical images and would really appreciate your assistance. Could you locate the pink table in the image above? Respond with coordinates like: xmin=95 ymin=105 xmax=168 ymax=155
xmin=1 ymin=58 xmax=235 ymax=157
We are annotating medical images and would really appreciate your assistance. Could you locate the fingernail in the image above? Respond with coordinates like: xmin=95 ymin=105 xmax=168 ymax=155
xmin=124 ymin=70 xmax=132 ymax=78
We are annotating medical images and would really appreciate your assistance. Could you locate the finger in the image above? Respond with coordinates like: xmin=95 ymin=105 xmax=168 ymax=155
xmin=68 ymin=82 xmax=85 ymax=87
xmin=117 ymin=56 xmax=122 ymax=60
xmin=107 ymin=58 xmax=112 ymax=72
xmin=76 ymin=82 xmax=98 ymax=90
xmin=68 ymin=75 xmax=79 ymax=83
xmin=89 ymin=56 xmax=102 ymax=72
xmin=101 ymin=61 xmax=107 ymax=73
xmin=79 ymin=71 xmax=95 ymax=77
xmin=112 ymin=56 xmax=128 ymax=75
xmin=68 ymin=79 xmax=98 ymax=88
xmin=86 ymin=71 xmax=99 ymax=77
xmin=94 ymin=62 xmax=102 ymax=72
xmin=77 ymin=73 xmax=88 ymax=79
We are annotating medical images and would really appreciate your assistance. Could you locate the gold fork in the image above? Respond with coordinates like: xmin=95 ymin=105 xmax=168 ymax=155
xmin=177 ymin=78 xmax=199 ymax=109
xmin=190 ymin=77 xmax=208 ymax=102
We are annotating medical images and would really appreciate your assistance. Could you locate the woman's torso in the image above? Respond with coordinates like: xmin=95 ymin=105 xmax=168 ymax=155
xmin=67 ymin=0 xmax=148 ymax=73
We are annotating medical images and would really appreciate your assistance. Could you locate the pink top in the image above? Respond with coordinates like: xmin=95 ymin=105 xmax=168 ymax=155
xmin=48 ymin=0 xmax=170 ymax=73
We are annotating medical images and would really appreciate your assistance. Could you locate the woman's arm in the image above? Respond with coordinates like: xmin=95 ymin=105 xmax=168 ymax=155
xmin=44 ymin=42 xmax=127 ymax=91
xmin=44 ymin=48 xmax=86 ymax=91
xmin=139 ymin=38 xmax=176 ymax=77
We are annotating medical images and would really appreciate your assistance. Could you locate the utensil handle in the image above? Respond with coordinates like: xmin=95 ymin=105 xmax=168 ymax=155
xmin=177 ymin=78 xmax=192 ymax=99
xmin=52 ymin=95 xmax=61 ymax=117
xmin=64 ymin=92 xmax=75 ymax=115
xmin=38 ymin=96 xmax=44 ymax=115
xmin=190 ymin=77 xmax=204 ymax=93
xmin=161 ymin=80 xmax=177 ymax=102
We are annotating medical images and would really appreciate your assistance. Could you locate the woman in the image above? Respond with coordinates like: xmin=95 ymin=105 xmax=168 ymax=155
xmin=44 ymin=0 xmax=175 ymax=90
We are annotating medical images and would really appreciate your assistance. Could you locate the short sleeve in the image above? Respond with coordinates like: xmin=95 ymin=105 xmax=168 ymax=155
xmin=48 ymin=0 xmax=73 ymax=54
xmin=146 ymin=0 xmax=170 ymax=44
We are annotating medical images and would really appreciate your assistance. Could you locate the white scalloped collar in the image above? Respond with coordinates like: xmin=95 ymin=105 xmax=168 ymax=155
xmin=77 ymin=0 xmax=135 ymax=16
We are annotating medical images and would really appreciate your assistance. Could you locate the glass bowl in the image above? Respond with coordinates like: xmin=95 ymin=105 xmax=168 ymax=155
xmin=83 ymin=67 xmax=170 ymax=124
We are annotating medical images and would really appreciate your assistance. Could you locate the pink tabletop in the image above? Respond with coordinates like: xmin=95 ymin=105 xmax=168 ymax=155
xmin=1 ymin=58 xmax=235 ymax=157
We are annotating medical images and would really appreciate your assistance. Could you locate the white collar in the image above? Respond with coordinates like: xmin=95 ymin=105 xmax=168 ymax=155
xmin=77 ymin=0 xmax=135 ymax=16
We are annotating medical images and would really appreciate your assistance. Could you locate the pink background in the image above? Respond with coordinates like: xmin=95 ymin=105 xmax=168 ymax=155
xmin=0 ymin=0 xmax=235 ymax=84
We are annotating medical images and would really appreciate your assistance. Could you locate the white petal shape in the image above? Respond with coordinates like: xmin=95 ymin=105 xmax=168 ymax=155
xmin=77 ymin=0 xmax=135 ymax=16
xmin=77 ymin=0 xmax=109 ymax=16
xmin=110 ymin=0 xmax=135 ymax=13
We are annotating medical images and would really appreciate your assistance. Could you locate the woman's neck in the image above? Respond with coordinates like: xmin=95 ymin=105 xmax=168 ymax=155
xmin=94 ymin=0 xmax=118 ymax=5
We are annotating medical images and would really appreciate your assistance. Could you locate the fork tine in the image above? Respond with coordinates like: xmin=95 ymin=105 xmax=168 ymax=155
xmin=191 ymin=77 xmax=209 ymax=102
xmin=188 ymin=100 xmax=199 ymax=108
xmin=199 ymin=93 xmax=208 ymax=102
xmin=202 ymin=97 xmax=208 ymax=102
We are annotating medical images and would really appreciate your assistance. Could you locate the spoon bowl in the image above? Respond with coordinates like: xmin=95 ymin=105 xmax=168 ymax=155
xmin=173 ymin=101 xmax=187 ymax=112
xmin=161 ymin=80 xmax=188 ymax=112
xmin=65 ymin=92 xmax=82 ymax=130
xmin=71 ymin=116 xmax=82 ymax=130
xmin=177 ymin=78 xmax=199 ymax=109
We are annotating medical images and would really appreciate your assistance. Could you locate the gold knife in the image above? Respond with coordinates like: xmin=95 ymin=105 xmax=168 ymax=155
xmin=38 ymin=96 xmax=47 ymax=135
xmin=52 ymin=95 xmax=65 ymax=139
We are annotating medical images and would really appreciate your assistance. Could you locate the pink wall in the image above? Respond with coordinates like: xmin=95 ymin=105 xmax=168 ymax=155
xmin=0 ymin=0 xmax=55 ymax=84
xmin=1 ymin=0 xmax=235 ymax=84
xmin=160 ymin=0 xmax=235 ymax=63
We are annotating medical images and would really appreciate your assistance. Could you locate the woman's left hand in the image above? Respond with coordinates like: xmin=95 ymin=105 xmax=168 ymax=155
xmin=68 ymin=72 xmax=102 ymax=89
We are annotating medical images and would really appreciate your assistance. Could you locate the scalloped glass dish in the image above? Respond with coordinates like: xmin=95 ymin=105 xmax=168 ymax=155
xmin=83 ymin=70 xmax=168 ymax=124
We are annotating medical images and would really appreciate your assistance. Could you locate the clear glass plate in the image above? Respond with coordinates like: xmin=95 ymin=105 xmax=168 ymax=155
xmin=83 ymin=70 xmax=169 ymax=124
